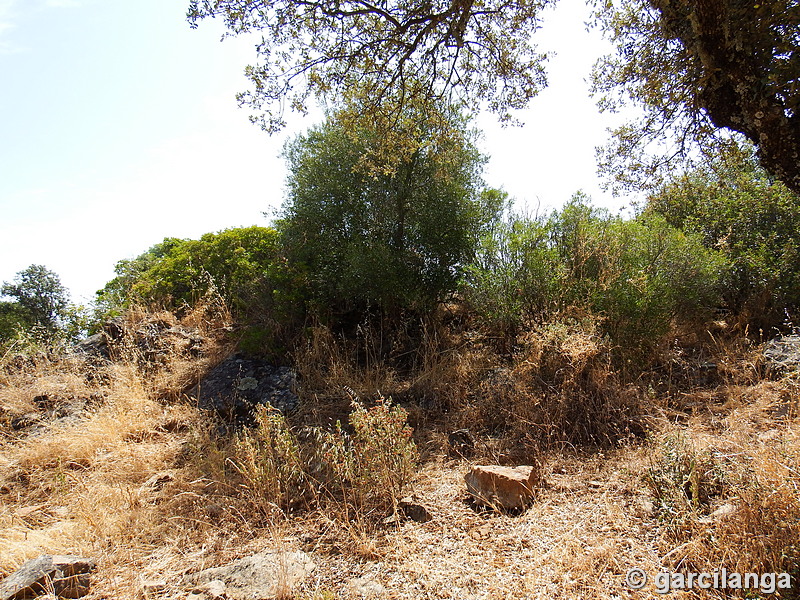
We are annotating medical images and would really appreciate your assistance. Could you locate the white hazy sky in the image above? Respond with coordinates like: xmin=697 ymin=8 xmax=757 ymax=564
xmin=0 ymin=0 xmax=631 ymax=304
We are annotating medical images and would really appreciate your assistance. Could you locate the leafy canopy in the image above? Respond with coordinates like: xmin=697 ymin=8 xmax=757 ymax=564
xmin=1 ymin=265 xmax=70 ymax=338
xmin=189 ymin=0 xmax=800 ymax=192
xmin=97 ymin=226 xmax=297 ymax=320
xmin=187 ymin=0 xmax=549 ymax=169
xmin=593 ymin=0 xmax=800 ymax=194
xmin=278 ymin=107 xmax=502 ymax=315
xmin=646 ymin=143 xmax=800 ymax=319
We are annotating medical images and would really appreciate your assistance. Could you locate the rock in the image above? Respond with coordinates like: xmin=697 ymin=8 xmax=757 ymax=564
xmin=398 ymin=496 xmax=433 ymax=523
xmin=141 ymin=579 xmax=167 ymax=594
xmin=698 ymin=502 xmax=737 ymax=524
xmin=465 ymin=465 xmax=540 ymax=511
xmin=764 ymin=335 xmax=800 ymax=375
xmin=635 ymin=498 xmax=656 ymax=518
xmin=185 ymin=550 xmax=314 ymax=600
xmin=139 ymin=471 xmax=176 ymax=493
xmin=10 ymin=413 xmax=40 ymax=431
xmin=347 ymin=576 xmax=386 ymax=598
xmin=192 ymin=579 xmax=227 ymax=598
xmin=448 ymin=429 xmax=476 ymax=457
xmin=0 ymin=555 xmax=96 ymax=600
xmin=75 ymin=333 xmax=109 ymax=358
xmin=195 ymin=354 xmax=299 ymax=428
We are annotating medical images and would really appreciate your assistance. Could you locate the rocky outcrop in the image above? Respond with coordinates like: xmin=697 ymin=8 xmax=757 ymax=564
xmin=75 ymin=317 xmax=205 ymax=363
xmin=764 ymin=334 xmax=800 ymax=375
xmin=465 ymin=465 xmax=541 ymax=511
xmin=194 ymin=354 xmax=299 ymax=428
xmin=185 ymin=550 xmax=315 ymax=600
xmin=0 ymin=555 xmax=96 ymax=600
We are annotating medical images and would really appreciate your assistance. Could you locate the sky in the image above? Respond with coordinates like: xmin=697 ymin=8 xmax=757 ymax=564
xmin=0 ymin=0 xmax=631 ymax=304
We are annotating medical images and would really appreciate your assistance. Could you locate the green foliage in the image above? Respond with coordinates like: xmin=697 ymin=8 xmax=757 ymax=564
xmin=231 ymin=406 xmax=309 ymax=513
xmin=592 ymin=0 xmax=800 ymax=194
xmin=464 ymin=195 xmax=723 ymax=355
xmin=0 ymin=265 xmax=84 ymax=345
xmin=0 ymin=301 xmax=30 ymax=343
xmin=1 ymin=265 xmax=69 ymax=335
xmin=279 ymin=110 xmax=501 ymax=317
xmin=325 ymin=398 xmax=417 ymax=510
xmin=187 ymin=0 xmax=548 ymax=165
xmin=647 ymin=145 xmax=800 ymax=319
xmin=98 ymin=226 xmax=302 ymax=325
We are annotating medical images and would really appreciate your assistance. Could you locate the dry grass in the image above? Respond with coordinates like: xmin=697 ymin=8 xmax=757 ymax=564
xmin=1 ymin=303 xmax=799 ymax=599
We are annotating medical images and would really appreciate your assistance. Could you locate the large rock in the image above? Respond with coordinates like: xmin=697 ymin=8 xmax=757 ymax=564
xmin=185 ymin=550 xmax=315 ymax=600
xmin=764 ymin=334 xmax=800 ymax=375
xmin=0 ymin=555 xmax=96 ymax=600
xmin=195 ymin=354 xmax=299 ymax=427
xmin=75 ymin=317 xmax=204 ymax=363
xmin=465 ymin=465 xmax=540 ymax=511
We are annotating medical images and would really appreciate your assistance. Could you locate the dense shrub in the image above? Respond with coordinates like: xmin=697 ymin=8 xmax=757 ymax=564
xmin=647 ymin=144 xmax=800 ymax=322
xmin=464 ymin=195 xmax=724 ymax=358
xmin=97 ymin=226 xmax=302 ymax=325
xmin=278 ymin=108 xmax=502 ymax=318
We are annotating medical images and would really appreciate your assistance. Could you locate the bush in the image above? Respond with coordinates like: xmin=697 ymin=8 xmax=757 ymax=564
xmin=97 ymin=227 xmax=304 ymax=340
xmin=278 ymin=108 xmax=502 ymax=318
xmin=647 ymin=143 xmax=800 ymax=322
xmin=463 ymin=195 xmax=724 ymax=359
xmin=229 ymin=398 xmax=417 ymax=517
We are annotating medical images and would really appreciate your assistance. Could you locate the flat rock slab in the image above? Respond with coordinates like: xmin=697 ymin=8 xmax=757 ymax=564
xmin=0 ymin=555 xmax=96 ymax=600
xmin=465 ymin=465 xmax=540 ymax=511
xmin=186 ymin=550 xmax=315 ymax=600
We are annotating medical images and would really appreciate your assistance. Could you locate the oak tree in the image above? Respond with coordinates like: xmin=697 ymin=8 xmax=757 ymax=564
xmin=593 ymin=0 xmax=800 ymax=194
xmin=189 ymin=0 xmax=800 ymax=192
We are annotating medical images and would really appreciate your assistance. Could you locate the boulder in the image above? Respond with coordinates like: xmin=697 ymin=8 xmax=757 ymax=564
xmin=185 ymin=550 xmax=314 ymax=600
xmin=195 ymin=354 xmax=299 ymax=428
xmin=465 ymin=465 xmax=540 ymax=511
xmin=0 ymin=555 xmax=96 ymax=600
xmin=764 ymin=334 xmax=800 ymax=375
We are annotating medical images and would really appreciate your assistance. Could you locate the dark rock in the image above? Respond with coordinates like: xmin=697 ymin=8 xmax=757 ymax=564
xmin=448 ymin=429 xmax=476 ymax=457
xmin=398 ymin=496 xmax=433 ymax=522
xmin=764 ymin=335 xmax=800 ymax=375
xmin=74 ymin=333 xmax=109 ymax=358
xmin=195 ymin=354 xmax=299 ymax=428
xmin=0 ymin=555 xmax=96 ymax=600
xmin=10 ymin=413 xmax=40 ymax=431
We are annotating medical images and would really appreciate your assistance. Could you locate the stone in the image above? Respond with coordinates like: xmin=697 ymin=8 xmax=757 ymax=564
xmin=0 ymin=555 xmax=96 ymax=600
xmin=10 ymin=413 xmax=40 ymax=431
xmin=193 ymin=579 xmax=227 ymax=598
xmin=448 ymin=429 xmax=476 ymax=457
xmin=185 ymin=550 xmax=314 ymax=600
xmin=465 ymin=465 xmax=540 ymax=511
xmin=347 ymin=576 xmax=386 ymax=598
xmin=139 ymin=471 xmax=176 ymax=493
xmin=141 ymin=579 xmax=167 ymax=594
xmin=195 ymin=354 xmax=299 ymax=428
xmin=398 ymin=496 xmax=433 ymax=523
xmin=764 ymin=335 xmax=800 ymax=375
xmin=698 ymin=502 xmax=737 ymax=524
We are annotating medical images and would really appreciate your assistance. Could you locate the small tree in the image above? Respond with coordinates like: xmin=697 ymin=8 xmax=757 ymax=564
xmin=1 ymin=265 xmax=70 ymax=338
xmin=278 ymin=107 xmax=501 ymax=317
